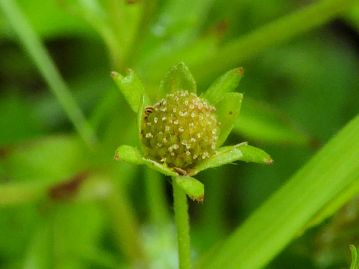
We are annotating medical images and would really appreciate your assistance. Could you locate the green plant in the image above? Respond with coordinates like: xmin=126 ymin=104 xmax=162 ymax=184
xmin=0 ymin=0 xmax=358 ymax=269
xmin=113 ymin=62 xmax=271 ymax=268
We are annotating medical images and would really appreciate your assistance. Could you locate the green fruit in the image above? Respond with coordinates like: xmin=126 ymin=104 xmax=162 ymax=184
xmin=141 ymin=91 xmax=219 ymax=171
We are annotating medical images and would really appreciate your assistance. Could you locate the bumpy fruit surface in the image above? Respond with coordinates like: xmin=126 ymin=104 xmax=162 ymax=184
xmin=141 ymin=90 xmax=219 ymax=171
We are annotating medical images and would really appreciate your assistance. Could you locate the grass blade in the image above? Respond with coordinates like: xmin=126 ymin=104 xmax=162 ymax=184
xmin=197 ymin=114 xmax=359 ymax=269
xmin=304 ymin=178 xmax=359 ymax=231
xmin=0 ymin=1 xmax=96 ymax=147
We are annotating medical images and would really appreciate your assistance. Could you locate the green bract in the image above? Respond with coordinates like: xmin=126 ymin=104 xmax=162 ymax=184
xmin=113 ymin=62 xmax=272 ymax=201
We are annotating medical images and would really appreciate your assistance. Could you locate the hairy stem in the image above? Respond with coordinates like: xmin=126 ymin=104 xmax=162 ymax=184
xmin=172 ymin=178 xmax=191 ymax=269
xmin=0 ymin=1 xmax=97 ymax=147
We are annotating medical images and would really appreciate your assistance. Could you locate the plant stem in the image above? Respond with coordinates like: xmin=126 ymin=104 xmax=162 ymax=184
xmin=192 ymin=0 xmax=356 ymax=83
xmin=172 ymin=178 xmax=191 ymax=269
xmin=0 ymin=1 xmax=97 ymax=147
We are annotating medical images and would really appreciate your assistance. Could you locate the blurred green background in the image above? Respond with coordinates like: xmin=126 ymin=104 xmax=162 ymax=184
xmin=0 ymin=0 xmax=358 ymax=268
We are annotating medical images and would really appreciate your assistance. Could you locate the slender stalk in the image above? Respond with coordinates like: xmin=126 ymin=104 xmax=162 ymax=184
xmin=192 ymin=0 xmax=356 ymax=82
xmin=0 ymin=1 xmax=96 ymax=147
xmin=172 ymin=178 xmax=191 ymax=269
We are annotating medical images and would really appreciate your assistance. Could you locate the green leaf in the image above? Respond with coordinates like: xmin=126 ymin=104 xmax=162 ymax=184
xmin=350 ymin=245 xmax=358 ymax=269
xmin=203 ymin=67 xmax=244 ymax=104
xmin=216 ymin=92 xmax=243 ymax=146
xmin=114 ymin=145 xmax=178 ymax=177
xmin=192 ymin=143 xmax=272 ymax=175
xmin=111 ymin=69 xmax=146 ymax=113
xmin=234 ymin=98 xmax=312 ymax=146
xmin=174 ymin=176 xmax=204 ymax=202
xmin=142 ymin=157 xmax=178 ymax=177
xmin=197 ymin=114 xmax=359 ymax=269
xmin=114 ymin=143 xmax=272 ymax=176
xmin=239 ymin=144 xmax=273 ymax=164
xmin=114 ymin=145 xmax=143 ymax=164
xmin=159 ymin=62 xmax=197 ymax=94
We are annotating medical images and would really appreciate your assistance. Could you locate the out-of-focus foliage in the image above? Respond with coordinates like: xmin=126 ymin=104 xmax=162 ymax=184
xmin=0 ymin=0 xmax=358 ymax=269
